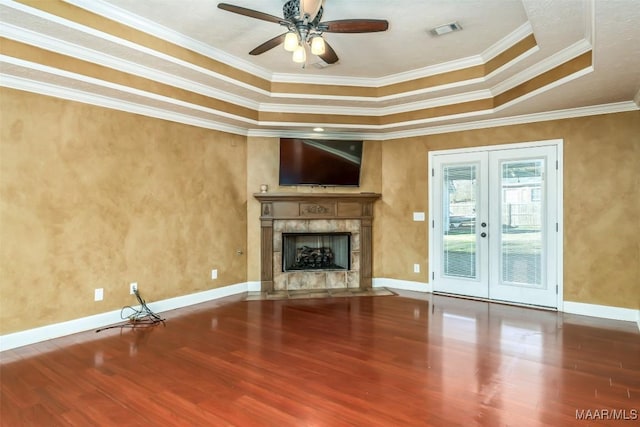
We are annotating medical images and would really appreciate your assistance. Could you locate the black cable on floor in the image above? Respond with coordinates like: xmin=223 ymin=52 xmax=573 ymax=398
xmin=96 ymin=289 xmax=165 ymax=333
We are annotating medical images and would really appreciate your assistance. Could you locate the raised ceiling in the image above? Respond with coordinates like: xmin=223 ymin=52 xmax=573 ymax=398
xmin=1 ymin=0 xmax=639 ymax=140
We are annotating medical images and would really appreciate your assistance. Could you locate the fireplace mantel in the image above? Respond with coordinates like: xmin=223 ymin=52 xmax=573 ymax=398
xmin=254 ymin=192 xmax=381 ymax=292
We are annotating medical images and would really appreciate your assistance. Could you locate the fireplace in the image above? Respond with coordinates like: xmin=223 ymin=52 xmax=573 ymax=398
xmin=282 ymin=233 xmax=351 ymax=272
xmin=254 ymin=192 xmax=381 ymax=292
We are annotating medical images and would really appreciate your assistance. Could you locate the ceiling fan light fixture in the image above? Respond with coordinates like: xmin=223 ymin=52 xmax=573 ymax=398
xmin=292 ymin=44 xmax=306 ymax=63
xmin=310 ymin=36 xmax=325 ymax=55
xmin=284 ymin=31 xmax=299 ymax=51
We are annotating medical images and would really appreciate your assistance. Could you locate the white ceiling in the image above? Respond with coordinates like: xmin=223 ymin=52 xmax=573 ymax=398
xmin=1 ymin=0 xmax=639 ymax=139
xmin=104 ymin=0 xmax=535 ymax=77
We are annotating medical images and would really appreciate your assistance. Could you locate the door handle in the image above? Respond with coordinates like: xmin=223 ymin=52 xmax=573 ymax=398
xmin=481 ymin=232 xmax=487 ymax=238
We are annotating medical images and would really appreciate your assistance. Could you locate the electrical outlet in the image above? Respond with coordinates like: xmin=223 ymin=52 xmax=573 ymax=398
xmin=211 ymin=269 xmax=218 ymax=280
xmin=413 ymin=263 xmax=420 ymax=273
xmin=130 ymin=282 xmax=138 ymax=295
xmin=94 ymin=288 xmax=104 ymax=301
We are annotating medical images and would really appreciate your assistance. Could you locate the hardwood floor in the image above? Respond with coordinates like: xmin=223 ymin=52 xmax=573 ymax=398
xmin=1 ymin=291 xmax=639 ymax=426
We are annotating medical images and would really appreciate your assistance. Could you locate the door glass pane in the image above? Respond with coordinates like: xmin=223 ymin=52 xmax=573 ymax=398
xmin=442 ymin=164 xmax=478 ymax=279
xmin=500 ymin=160 xmax=544 ymax=286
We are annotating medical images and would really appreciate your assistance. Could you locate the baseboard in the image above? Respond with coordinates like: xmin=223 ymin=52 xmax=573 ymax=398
xmin=0 ymin=282 xmax=251 ymax=352
xmin=4 ymin=283 xmax=636 ymax=352
xmin=373 ymin=278 xmax=431 ymax=293
xmin=246 ymin=281 xmax=262 ymax=292
xmin=563 ymin=301 xmax=640 ymax=330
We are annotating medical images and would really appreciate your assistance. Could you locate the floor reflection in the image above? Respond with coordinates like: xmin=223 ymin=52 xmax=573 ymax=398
xmin=2 ymin=290 xmax=638 ymax=426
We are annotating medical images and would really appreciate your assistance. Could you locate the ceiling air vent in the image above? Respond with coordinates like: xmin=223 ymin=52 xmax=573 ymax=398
xmin=429 ymin=22 xmax=463 ymax=36
xmin=312 ymin=61 xmax=335 ymax=69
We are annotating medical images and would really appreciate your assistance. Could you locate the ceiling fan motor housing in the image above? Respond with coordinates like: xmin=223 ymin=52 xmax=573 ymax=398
xmin=283 ymin=0 xmax=323 ymax=25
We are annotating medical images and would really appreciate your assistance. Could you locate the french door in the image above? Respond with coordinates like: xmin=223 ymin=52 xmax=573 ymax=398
xmin=430 ymin=143 xmax=560 ymax=308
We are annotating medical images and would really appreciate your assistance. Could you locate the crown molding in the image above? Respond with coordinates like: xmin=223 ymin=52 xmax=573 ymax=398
xmin=259 ymin=90 xmax=493 ymax=116
xmin=0 ymin=67 xmax=252 ymax=136
xmin=270 ymin=55 xmax=485 ymax=87
xmin=378 ymin=101 xmax=639 ymax=140
xmin=481 ymin=21 xmax=534 ymax=63
xmin=2 ymin=0 xmax=553 ymax=108
xmin=63 ymin=0 xmax=274 ymax=81
xmin=0 ymin=22 xmax=262 ymax=112
xmin=3 ymin=65 xmax=636 ymax=141
xmin=271 ymin=21 xmax=535 ymax=87
xmin=247 ymin=128 xmax=379 ymax=141
xmin=2 ymin=0 xmax=272 ymax=97
xmin=491 ymin=38 xmax=593 ymax=96
xmin=247 ymin=101 xmax=638 ymax=140
xmin=494 ymin=66 xmax=594 ymax=113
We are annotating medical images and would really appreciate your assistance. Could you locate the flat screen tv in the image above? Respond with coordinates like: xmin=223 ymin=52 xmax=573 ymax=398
xmin=279 ymin=138 xmax=363 ymax=187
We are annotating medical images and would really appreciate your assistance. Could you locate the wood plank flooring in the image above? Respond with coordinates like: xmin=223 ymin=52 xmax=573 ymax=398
xmin=1 ymin=291 xmax=639 ymax=426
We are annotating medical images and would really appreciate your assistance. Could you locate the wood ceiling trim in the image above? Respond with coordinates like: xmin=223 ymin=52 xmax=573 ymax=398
xmin=379 ymin=99 xmax=495 ymax=125
xmin=259 ymin=111 xmax=379 ymax=126
xmin=484 ymin=34 xmax=537 ymax=75
xmin=3 ymin=34 xmax=591 ymax=128
xmin=0 ymin=38 xmax=258 ymax=121
xmin=269 ymin=82 xmax=378 ymax=98
xmin=271 ymin=34 xmax=538 ymax=99
xmin=494 ymin=51 xmax=592 ymax=107
xmin=15 ymin=0 xmax=271 ymax=92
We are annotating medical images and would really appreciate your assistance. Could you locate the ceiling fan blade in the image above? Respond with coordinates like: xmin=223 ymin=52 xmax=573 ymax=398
xmin=249 ymin=33 xmax=287 ymax=55
xmin=321 ymin=19 xmax=389 ymax=33
xmin=217 ymin=3 xmax=283 ymax=24
xmin=318 ymin=40 xmax=339 ymax=64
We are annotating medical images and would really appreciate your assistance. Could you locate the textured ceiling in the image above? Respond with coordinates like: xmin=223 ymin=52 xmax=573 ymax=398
xmin=1 ymin=0 xmax=638 ymax=139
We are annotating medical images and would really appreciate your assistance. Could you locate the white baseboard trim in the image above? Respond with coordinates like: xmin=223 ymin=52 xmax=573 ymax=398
xmin=0 ymin=282 xmax=251 ymax=352
xmin=4 ymin=283 xmax=637 ymax=352
xmin=246 ymin=281 xmax=262 ymax=292
xmin=563 ymin=301 xmax=640 ymax=329
xmin=373 ymin=278 xmax=431 ymax=293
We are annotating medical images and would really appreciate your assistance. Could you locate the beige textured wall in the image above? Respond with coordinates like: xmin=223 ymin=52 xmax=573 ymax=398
xmin=0 ymin=88 xmax=247 ymax=334
xmin=1 ymin=86 xmax=637 ymax=339
xmin=246 ymin=137 xmax=382 ymax=283
xmin=378 ymin=111 xmax=640 ymax=309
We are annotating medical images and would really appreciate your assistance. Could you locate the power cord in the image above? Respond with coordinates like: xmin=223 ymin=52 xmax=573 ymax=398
xmin=96 ymin=289 xmax=165 ymax=332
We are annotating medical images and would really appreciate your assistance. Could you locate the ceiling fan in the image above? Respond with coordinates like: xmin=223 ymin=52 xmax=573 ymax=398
xmin=217 ymin=0 xmax=389 ymax=65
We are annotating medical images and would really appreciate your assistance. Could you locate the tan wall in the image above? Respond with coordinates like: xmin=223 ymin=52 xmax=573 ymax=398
xmin=378 ymin=111 xmax=640 ymax=309
xmin=1 ymin=87 xmax=637 ymax=338
xmin=0 ymin=88 xmax=248 ymax=334
xmin=246 ymin=137 xmax=382 ymax=283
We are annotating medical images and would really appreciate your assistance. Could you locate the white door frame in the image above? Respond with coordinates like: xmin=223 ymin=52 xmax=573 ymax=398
xmin=428 ymin=139 xmax=564 ymax=310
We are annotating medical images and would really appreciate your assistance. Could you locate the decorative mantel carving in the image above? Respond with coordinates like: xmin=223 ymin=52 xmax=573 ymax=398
xmin=254 ymin=192 xmax=381 ymax=292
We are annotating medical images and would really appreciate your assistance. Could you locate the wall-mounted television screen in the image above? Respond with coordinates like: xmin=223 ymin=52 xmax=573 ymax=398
xmin=279 ymin=138 xmax=363 ymax=187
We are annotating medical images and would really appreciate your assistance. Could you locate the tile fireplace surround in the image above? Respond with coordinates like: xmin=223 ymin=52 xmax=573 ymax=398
xmin=254 ymin=192 xmax=381 ymax=292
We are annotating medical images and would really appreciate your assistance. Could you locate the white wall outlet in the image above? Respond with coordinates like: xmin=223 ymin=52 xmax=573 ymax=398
xmin=130 ymin=282 xmax=138 ymax=295
xmin=94 ymin=288 xmax=104 ymax=301
xmin=413 ymin=212 xmax=426 ymax=221
xmin=413 ymin=263 xmax=421 ymax=273
xmin=211 ymin=269 xmax=218 ymax=280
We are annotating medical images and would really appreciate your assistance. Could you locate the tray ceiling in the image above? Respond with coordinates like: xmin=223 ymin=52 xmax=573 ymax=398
xmin=1 ymin=0 xmax=638 ymax=139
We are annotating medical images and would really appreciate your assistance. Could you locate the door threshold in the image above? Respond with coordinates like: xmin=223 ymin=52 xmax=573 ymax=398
xmin=432 ymin=291 xmax=558 ymax=312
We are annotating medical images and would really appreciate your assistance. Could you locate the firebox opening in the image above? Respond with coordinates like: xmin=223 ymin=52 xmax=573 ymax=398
xmin=282 ymin=232 xmax=351 ymax=272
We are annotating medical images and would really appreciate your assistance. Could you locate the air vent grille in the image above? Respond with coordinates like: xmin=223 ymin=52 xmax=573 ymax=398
xmin=430 ymin=22 xmax=463 ymax=36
